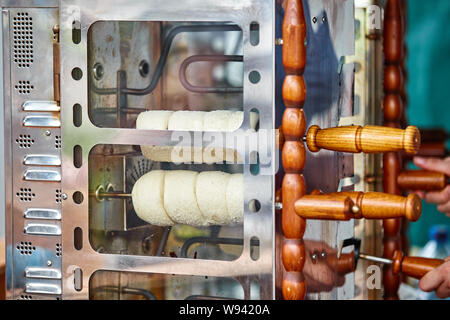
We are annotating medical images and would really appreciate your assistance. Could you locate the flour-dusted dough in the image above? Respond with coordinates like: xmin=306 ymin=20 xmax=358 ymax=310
xmin=226 ymin=173 xmax=244 ymax=224
xmin=163 ymin=170 xmax=207 ymax=226
xmin=131 ymin=170 xmax=174 ymax=226
xmin=137 ymin=110 xmax=174 ymax=163
xmin=195 ymin=171 xmax=230 ymax=225
xmin=136 ymin=110 xmax=173 ymax=130
xmin=203 ymin=110 xmax=233 ymax=132
xmin=168 ymin=110 xmax=206 ymax=131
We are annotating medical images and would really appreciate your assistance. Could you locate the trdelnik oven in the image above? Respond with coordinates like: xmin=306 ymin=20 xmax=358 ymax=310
xmin=3 ymin=0 xmax=421 ymax=300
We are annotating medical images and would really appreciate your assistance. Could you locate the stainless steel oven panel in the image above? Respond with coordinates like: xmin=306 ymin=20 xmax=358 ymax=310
xmin=59 ymin=0 xmax=275 ymax=299
xmin=1 ymin=4 xmax=61 ymax=299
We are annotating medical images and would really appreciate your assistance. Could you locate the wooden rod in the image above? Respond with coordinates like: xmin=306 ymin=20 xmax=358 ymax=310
xmin=281 ymin=0 xmax=307 ymax=300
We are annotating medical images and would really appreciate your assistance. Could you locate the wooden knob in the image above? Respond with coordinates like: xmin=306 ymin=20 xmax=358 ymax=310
xmin=398 ymin=170 xmax=447 ymax=191
xmin=295 ymin=192 xmax=422 ymax=222
xmin=306 ymin=125 xmax=421 ymax=155
xmin=294 ymin=194 xmax=357 ymax=221
xmin=392 ymin=250 xmax=445 ymax=279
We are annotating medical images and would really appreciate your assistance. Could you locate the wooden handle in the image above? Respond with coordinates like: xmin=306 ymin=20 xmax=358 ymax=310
xmin=392 ymin=250 xmax=445 ymax=279
xmin=325 ymin=252 xmax=356 ymax=275
xmin=416 ymin=142 xmax=447 ymax=158
xmin=420 ymin=129 xmax=448 ymax=144
xmin=306 ymin=125 xmax=420 ymax=155
xmin=295 ymin=192 xmax=421 ymax=222
xmin=398 ymin=170 xmax=447 ymax=191
xmin=295 ymin=194 xmax=356 ymax=221
xmin=337 ymin=192 xmax=422 ymax=222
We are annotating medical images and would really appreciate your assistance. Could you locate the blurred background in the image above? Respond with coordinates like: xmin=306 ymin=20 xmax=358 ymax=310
xmin=405 ymin=0 xmax=450 ymax=250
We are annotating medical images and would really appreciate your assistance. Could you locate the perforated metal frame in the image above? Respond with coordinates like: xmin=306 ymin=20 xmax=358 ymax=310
xmin=2 ymin=3 xmax=62 ymax=300
xmin=59 ymin=0 xmax=275 ymax=299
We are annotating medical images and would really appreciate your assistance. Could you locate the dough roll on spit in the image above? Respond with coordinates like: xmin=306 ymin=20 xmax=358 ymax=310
xmin=131 ymin=170 xmax=244 ymax=227
xmin=131 ymin=170 xmax=175 ymax=227
xmin=136 ymin=110 xmax=259 ymax=163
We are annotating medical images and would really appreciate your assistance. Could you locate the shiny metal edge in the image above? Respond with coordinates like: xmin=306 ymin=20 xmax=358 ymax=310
xmin=25 ymin=282 xmax=62 ymax=295
xmin=22 ymin=115 xmax=61 ymax=128
xmin=22 ymin=101 xmax=60 ymax=112
xmin=24 ymin=222 xmax=62 ymax=236
xmin=2 ymin=8 xmax=14 ymax=300
xmin=23 ymin=169 xmax=62 ymax=182
xmin=24 ymin=154 xmax=61 ymax=166
xmin=25 ymin=267 xmax=62 ymax=279
xmin=0 ymin=0 xmax=59 ymax=8
xmin=24 ymin=208 xmax=61 ymax=220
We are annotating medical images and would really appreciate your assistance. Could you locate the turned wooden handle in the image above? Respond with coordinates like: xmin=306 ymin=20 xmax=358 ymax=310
xmin=306 ymin=125 xmax=420 ymax=155
xmin=295 ymin=194 xmax=357 ymax=221
xmin=336 ymin=192 xmax=422 ymax=222
xmin=398 ymin=170 xmax=447 ymax=191
xmin=392 ymin=250 xmax=445 ymax=279
xmin=325 ymin=252 xmax=356 ymax=275
xmin=295 ymin=192 xmax=421 ymax=221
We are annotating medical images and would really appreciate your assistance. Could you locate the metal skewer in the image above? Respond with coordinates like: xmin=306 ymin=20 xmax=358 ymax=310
xmin=359 ymin=253 xmax=393 ymax=265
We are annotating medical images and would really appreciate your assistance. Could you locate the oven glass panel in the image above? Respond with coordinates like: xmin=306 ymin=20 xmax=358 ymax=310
xmin=88 ymin=144 xmax=245 ymax=261
xmin=87 ymin=21 xmax=244 ymax=129
xmin=89 ymin=271 xmax=248 ymax=300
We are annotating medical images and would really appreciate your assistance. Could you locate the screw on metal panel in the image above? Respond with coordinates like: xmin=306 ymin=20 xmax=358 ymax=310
xmin=47 ymin=260 xmax=52 ymax=266
xmin=275 ymin=202 xmax=282 ymax=211
xmin=139 ymin=60 xmax=150 ymax=77
xmin=275 ymin=38 xmax=283 ymax=45
xmin=61 ymin=193 xmax=68 ymax=200
xmin=45 ymin=130 xmax=51 ymax=136
xmin=92 ymin=62 xmax=104 ymax=80
xmin=312 ymin=17 xmax=317 ymax=24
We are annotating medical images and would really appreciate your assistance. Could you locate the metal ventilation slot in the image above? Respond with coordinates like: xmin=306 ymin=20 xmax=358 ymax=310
xmin=24 ymin=208 xmax=61 ymax=220
xmin=24 ymin=155 xmax=61 ymax=166
xmin=25 ymin=267 xmax=62 ymax=280
xmin=23 ymin=115 xmax=61 ymax=128
xmin=23 ymin=169 xmax=61 ymax=182
xmin=24 ymin=222 xmax=61 ymax=236
xmin=22 ymin=101 xmax=60 ymax=112
xmin=25 ymin=282 xmax=61 ymax=295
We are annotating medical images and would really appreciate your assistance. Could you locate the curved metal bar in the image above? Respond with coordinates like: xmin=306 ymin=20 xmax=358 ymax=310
xmin=179 ymin=55 xmax=243 ymax=93
xmin=90 ymin=24 xmax=241 ymax=96
xmin=180 ymin=236 xmax=259 ymax=258
xmin=91 ymin=285 xmax=158 ymax=300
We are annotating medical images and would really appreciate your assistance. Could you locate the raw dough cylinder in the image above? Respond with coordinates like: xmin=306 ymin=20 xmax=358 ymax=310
xmin=196 ymin=171 xmax=231 ymax=225
xmin=136 ymin=110 xmax=173 ymax=130
xmin=131 ymin=170 xmax=175 ymax=226
xmin=168 ymin=111 xmax=205 ymax=163
xmin=203 ymin=110 xmax=233 ymax=132
xmin=137 ymin=110 xmax=174 ymax=162
xmin=163 ymin=170 xmax=207 ymax=226
xmin=168 ymin=110 xmax=206 ymax=131
xmin=226 ymin=173 xmax=244 ymax=224
xmin=137 ymin=110 xmax=259 ymax=163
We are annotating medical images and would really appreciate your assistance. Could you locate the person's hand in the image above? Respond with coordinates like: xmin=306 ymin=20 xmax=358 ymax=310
xmin=303 ymin=240 xmax=346 ymax=293
xmin=413 ymin=157 xmax=450 ymax=217
xmin=419 ymin=257 xmax=450 ymax=299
